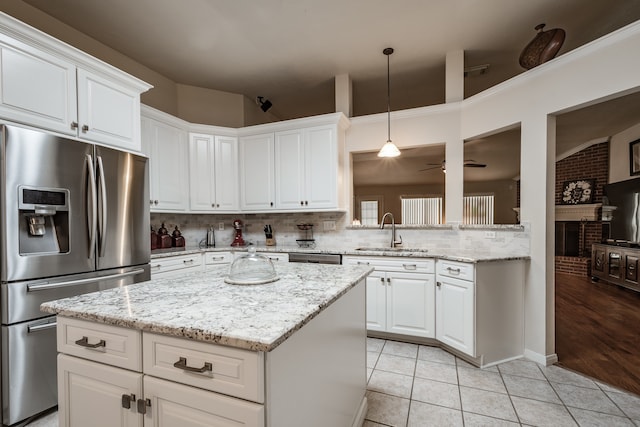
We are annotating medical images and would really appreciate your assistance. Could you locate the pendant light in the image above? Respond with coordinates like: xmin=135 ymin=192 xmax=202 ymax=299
xmin=378 ymin=47 xmax=401 ymax=158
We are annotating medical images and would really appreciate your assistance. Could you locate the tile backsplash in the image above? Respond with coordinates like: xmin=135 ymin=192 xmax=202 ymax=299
xmin=150 ymin=212 xmax=530 ymax=256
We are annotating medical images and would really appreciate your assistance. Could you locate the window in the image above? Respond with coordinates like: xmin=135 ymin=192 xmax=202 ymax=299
xmin=401 ymin=197 xmax=442 ymax=225
xmin=360 ymin=200 xmax=379 ymax=225
xmin=463 ymin=194 xmax=494 ymax=225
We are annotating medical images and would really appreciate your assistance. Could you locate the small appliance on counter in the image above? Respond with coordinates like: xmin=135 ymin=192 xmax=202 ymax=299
xmin=296 ymin=223 xmax=315 ymax=248
xmin=264 ymin=224 xmax=275 ymax=246
xmin=231 ymin=219 xmax=246 ymax=247
xmin=207 ymin=226 xmax=216 ymax=247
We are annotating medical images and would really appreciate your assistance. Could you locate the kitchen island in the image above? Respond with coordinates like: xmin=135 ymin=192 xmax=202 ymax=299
xmin=42 ymin=262 xmax=372 ymax=427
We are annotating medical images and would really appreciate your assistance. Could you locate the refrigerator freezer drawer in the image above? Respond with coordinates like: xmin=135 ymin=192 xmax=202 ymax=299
xmin=1 ymin=265 xmax=150 ymax=324
xmin=1 ymin=317 xmax=57 ymax=426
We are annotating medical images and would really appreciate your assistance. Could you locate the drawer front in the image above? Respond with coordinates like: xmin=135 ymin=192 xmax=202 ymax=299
xmin=57 ymin=317 xmax=142 ymax=371
xmin=343 ymin=256 xmax=434 ymax=273
xmin=204 ymin=251 xmax=234 ymax=265
xmin=436 ymin=259 xmax=475 ymax=281
xmin=260 ymin=252 xmax=289 ymax=263
xmin=150 ymin=254 xmax=203 ymax=275
xmin=143 ymin=333 xmax=264 ymax=403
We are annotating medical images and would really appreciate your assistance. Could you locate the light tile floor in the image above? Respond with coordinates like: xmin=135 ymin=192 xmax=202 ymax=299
xmin=24 ymin=337 xmax=640 ymax=427
xmin=364 ymin=338 xmax=640 ymax=427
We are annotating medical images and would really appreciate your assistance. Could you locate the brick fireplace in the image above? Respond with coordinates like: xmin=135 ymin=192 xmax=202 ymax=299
xmin=555 ymin=141 xmax=609 ymax=276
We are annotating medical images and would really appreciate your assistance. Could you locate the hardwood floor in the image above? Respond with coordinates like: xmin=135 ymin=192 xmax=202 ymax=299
xmin=555 ymin=272 xmax=640 ymax=395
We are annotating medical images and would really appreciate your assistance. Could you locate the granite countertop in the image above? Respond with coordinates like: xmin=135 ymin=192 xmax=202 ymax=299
xmin=152 ymin=245 xmax=529 ymax=263
xmin=41 ymin=263 xmax=372 ymax=352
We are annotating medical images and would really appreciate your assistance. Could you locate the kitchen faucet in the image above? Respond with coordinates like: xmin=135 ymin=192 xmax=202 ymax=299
xmin=380 ymin=212 xmax=402 ymax=248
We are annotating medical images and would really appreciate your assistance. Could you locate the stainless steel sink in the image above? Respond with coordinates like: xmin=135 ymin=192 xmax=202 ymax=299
xmin=354 ymin=247 xmax=428 ymax=253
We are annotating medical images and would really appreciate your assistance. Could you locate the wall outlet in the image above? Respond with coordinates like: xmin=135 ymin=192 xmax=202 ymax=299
xmin=323 ymin=220 xmax=336 ymax=231
xmin=218 ymin=222 xmax=225 ymax=231
xmin=484 ymin=231 xmax=496 ymax=239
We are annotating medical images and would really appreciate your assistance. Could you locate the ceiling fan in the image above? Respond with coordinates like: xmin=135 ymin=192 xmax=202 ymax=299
xmin=419 ymin=160 xmax=487 ymax=172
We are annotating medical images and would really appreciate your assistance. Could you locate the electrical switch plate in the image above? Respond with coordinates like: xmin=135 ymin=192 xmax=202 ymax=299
xmin=218 ymin=222 xmax=224 ymax=231
xmin=484 ymin=231 xmax=496 ymax=239
xmin=323 ymin=220 xmax=336 ymax=231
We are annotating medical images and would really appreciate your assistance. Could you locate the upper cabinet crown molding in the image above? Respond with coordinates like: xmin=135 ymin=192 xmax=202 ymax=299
xmin=0 ymin=12 xmax=151 ymax=92
xmin=237 ymin=112 xmax=350 ymax=136
xmin=0 ymin=12 xmax=152 ymax=151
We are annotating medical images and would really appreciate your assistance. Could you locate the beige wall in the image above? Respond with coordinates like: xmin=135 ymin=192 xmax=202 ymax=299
xmin=0 ymin=1 xmax=255 ymax=127
xmin=176 ymin=84 xmax=244 ymax=128
xmin=464 ymin=179 xmax=518 ymax=224
xmin=610 ymin=121 xmax=640 ymax=184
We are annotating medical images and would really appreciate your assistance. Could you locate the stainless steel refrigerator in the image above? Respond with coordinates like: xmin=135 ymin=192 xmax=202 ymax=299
xmin=0 ymin=124 xmax=151 ymax=426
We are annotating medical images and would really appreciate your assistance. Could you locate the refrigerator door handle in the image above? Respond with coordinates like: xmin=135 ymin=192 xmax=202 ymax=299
xmin=97 ymin=155 xmax=108 ymax=257
xmin=86 ymin=154 xmax=97 ymax=259
xmin=27 ymin=321 xmax=57 ymax=333
xmin=26 ymin=268 xmax=146 ymax=292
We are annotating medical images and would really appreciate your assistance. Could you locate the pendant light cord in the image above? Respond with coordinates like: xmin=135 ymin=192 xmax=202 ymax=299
xmin=383 ymin=47 xmax=394 ymax=142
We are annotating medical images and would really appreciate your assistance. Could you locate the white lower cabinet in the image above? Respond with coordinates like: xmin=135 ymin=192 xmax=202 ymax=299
xmin=58 ymin=354 xmax=143 ymax=427
xmin=435 ymin=274 xmax=475 ymax=355
xmin=435 ymin=258 xmax=526 ymax=366
xmin=56 ymin=317 xmax=264 ymax=427
xmin=150 ymin=253 xmax=203 ymax=278
xmin=343 ymin=256 xmax=435 ymax=338
xmin=143 ymin=376 xmax=264 ymax=427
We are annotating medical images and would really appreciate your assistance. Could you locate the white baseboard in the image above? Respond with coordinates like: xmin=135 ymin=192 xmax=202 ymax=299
xmin=524 ymin=348 xmax=558 ymax=366
xmin=352 ymin=396 xmax=368 ymax=427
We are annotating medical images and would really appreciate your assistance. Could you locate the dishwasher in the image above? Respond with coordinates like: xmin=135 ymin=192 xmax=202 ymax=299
xmin=288 ymin=252 xmax=342 ymax=264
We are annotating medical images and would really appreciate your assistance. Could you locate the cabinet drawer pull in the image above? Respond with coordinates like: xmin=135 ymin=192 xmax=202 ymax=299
xmin=446 ymin=267 xmax=461 ymax=274
xmin=183 ymin=259 xmax=194 ymax=265
xmin=403 ymin=263 xmax=417 ymax=270
xmin=151 ymin=264 xmax=161 ymax=270
xmin=173 ymin=356 xmax=212 ymax=373
xmin=357 ymin=261 xmax=370 ymax=265
xmin=211 ymin=256 xmax=225 ymax=261
xmin=75 ymin=336 xmax=106 ymax=349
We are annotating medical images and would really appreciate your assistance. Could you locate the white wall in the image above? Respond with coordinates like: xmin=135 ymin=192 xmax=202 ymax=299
xmin=345 ymin=20 xmax=640 ymax=364
xmin=610 ymin=122 xmax=640 ymax=183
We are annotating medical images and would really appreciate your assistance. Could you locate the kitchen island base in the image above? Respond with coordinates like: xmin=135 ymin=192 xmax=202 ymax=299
xmin=55 ymin=279 xmax=367 ymax=427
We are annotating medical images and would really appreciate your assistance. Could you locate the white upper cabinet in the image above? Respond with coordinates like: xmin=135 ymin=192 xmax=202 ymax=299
xmin=141 ymin=109 xmax=189 ymax=212
xmin=239 ymin=115 xmax=347 ymax=212
xmin=239 ymin=133 xmax=276 ymax=211
xmin=0 ymin=13 xmax=151 ymax=151
xmin=0 ymin=35 xmax=77 ymax=135
xmin=76 ymin=69 xmax=142 ymax=150
xmin=189 ymin=132 xmax=238 ymax=212
xmin=275 ymin=125 xmax=338 ymax=210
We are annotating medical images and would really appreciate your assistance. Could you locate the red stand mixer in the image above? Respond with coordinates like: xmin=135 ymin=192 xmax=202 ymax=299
xmin=231 ymin=219 xmax=246 ymax=247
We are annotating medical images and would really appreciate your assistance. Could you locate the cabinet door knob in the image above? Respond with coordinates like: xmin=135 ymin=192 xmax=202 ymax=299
xmin=300 ymin=201 xmax=304 ymax=206
xmin=70 ymin=121 xmax=78 ymax=130
xmin=121 ymin=393 xmax=136 ymax=409
xmin=270 ymin=202 xmax=274 ymax=207
xmin=305 ymin=201 xmax=308 ymax=205
xmin=136 ymin=398 xmax=151 ymax=414
xmin=82 ymin=124 xmax=89 ymax=132
xmin=437 ymin=281 xmax=441 ymax=288
xmin=154 ymin=200 xmax=159 ymax=205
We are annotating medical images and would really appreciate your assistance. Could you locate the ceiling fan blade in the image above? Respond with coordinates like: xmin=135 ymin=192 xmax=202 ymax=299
xmin=464 ymin=162 xmax=486 ymax=168
xmin=418 ymin=166 xmax=441 ymax=172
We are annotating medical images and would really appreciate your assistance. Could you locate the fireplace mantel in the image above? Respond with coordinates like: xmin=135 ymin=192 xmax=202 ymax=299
xmin=555 ymin=203 xmax=602 ymax=221
xmin=512 ymin=203 xmax=603 ymax=221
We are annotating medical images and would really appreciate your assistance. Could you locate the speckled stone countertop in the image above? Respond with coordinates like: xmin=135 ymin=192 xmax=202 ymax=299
xmin=41 ymin=263 xmax=372 ymax=352
xmin=151 ymin=246 xmax=529 ymax=263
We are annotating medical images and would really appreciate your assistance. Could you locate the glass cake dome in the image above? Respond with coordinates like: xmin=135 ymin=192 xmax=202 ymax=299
xmin=224 ymin=247 xmax=280 ymax=285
